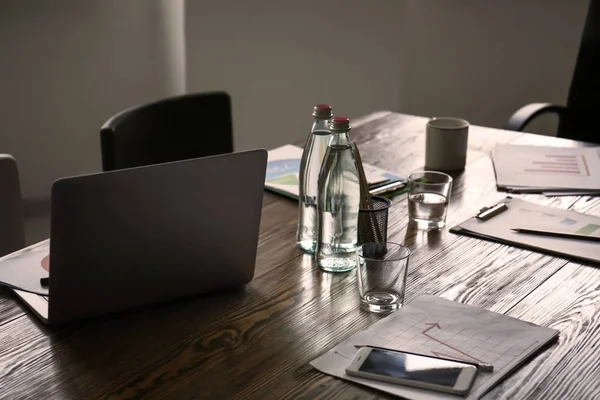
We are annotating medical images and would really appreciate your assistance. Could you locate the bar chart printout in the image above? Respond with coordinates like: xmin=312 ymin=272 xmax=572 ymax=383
xmin=493 ymin=144 xmax=600 ymax=191
xmin=523 ymin=152 xmax=588 ymax=176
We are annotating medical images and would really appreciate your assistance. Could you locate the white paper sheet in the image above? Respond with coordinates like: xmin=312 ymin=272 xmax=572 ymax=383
xmin=310 ymin=295 xmax=558 ymax=400
xmin=543 ymin=191 xmax=600 ymax=197
xmin=493 ymin=144 xmax=600 ymax=191
xmin=0 ymin=239 xmax=49 ymax=295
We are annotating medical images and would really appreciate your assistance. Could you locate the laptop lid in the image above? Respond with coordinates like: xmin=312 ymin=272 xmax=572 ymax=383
xmin=47 ymin=149 xmax=267 ymax=325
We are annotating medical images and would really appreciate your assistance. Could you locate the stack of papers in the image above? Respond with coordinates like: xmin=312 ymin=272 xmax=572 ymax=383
xmin=492 ymin=144 xmax=600 ymax=195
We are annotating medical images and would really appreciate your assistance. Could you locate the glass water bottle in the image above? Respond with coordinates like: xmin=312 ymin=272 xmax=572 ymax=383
xmin=316 ymin=116 xmax=360 ymax=272
xmin=296 ymin=104 xmax=333 ymax=253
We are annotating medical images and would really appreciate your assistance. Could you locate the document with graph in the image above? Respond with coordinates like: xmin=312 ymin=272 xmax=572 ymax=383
xmin=492 ymin=144 xmax=600 ymax=192
xmin=310 ymin=295 xmax=558 ymax=400
xmin=0 ymin=239 xmax=49 ymax=295
xmin=265 ymin=144 xmax=404 ymax=200
xmin=451 ymin=197 xmax=600 ymax=265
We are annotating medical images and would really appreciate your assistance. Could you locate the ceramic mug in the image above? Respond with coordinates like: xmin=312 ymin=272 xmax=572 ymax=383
xmin=425 ymin=117 xmax=469 ymax=171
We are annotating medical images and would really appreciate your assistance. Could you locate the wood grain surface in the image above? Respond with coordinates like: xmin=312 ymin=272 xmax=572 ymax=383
xmin=1 ymin=112 xmax=599 ymax=400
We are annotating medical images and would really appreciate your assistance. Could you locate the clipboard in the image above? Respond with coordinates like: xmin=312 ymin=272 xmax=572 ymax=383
xmin=450 ymin=197 xmax=600 ymax=266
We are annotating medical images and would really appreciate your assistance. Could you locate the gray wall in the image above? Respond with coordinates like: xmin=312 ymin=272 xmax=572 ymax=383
xmin=184 ymin=0 xmax=405 ymax=152
xmin=399 ymin=0 xmax=588 ymax=135
xmin=0 ymin=0 xmax=184 ymax=200
xmin=0 ymin=0 xmax=590 ymax=202
xmin=185 ymin=0 xmax=588 ymax=150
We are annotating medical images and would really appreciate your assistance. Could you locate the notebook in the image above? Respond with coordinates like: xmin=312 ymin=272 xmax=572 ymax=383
xmin=450 ymin=197 xmax=600 ymax=265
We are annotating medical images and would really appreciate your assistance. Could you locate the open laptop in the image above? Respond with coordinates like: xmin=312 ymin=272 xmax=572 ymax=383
xmin=11 ymin=149 xmax=267 ymax=326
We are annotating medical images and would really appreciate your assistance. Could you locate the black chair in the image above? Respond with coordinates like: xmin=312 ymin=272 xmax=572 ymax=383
xmin=505 ymin=0 xmax=600 ymax=144
xmin=0 ymin=154 xmax=25 ymax=257
xmin=100 ymin=92 xmax=234 ymax=171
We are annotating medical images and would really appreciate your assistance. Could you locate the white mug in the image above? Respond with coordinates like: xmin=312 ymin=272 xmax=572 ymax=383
xmin=425 ymin=117 xmax=469 ymax=171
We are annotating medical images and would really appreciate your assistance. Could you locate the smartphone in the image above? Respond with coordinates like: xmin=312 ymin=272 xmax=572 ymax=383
xmin=345 ymin=347 xmax=478 ymax=395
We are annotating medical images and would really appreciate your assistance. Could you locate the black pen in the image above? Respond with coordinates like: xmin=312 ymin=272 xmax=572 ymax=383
xmin=369 ymin=180 xmax=406 ymax=196
xmin=353 ymin=344 xmax=494 ymax=372
xmin=511 ymin=228 xmax=600 ymax=243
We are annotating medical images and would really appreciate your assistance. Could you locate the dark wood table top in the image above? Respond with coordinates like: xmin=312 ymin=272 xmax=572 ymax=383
xmin=2 ymin=112 xmax=599 ymax=400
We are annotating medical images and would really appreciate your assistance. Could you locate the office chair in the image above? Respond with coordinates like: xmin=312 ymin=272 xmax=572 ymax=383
xmin=100 ymin=92 xmax=234 ymax=171
xmin=0 ymin=154 xmax=25 ymax=257
xmin=505 ymin=0 xmax=600 ymax=144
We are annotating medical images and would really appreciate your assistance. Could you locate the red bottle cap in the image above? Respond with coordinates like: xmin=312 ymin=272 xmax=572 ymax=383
xmin=330 ymin=116 xmax=351 ymax=132
xmin=313 ymin=104 xmax=333 ymax=119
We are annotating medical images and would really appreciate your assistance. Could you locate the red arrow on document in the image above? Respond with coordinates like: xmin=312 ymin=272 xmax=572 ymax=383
xmin=421 ymin=322 xmax=484 ymax=363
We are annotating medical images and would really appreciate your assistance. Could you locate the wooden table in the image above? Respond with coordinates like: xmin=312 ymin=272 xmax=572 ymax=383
xmin=1 ymin=112 xmax=599 ymax=400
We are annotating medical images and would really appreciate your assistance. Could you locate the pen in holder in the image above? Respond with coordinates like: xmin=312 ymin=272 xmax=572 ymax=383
xmin=352 ymin=142 xmax=392 ymax=251
xmin=358 ymin=197 xmax=392 ymax=245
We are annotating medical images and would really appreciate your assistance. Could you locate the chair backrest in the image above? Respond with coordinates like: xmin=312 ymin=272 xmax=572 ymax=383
xmin=560 ymin=0 xmax=600 ymax=143
xmin=100 ymin=92 xmax=234 ymax=171
xmin=0 ymin=155 xmax=25 ymax=257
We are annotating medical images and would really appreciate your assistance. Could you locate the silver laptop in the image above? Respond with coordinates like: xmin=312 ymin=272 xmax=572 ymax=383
xmin=12 ymin=149 xmax=267 ymax=326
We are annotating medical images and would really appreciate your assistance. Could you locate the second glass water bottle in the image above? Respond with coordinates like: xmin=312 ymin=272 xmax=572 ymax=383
xmin=316 ymin=116 xmax=360 ymax=272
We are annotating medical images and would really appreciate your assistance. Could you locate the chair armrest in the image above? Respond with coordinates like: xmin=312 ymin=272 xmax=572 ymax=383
xmin=505 ymin=103 xmax=567 ymax=132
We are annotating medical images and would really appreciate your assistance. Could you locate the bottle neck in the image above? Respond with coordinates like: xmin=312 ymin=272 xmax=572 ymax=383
xmin=329 ymin=131 xmax=351 ymax=147
xmin=312 ymin=118 xmax=331 ymax=135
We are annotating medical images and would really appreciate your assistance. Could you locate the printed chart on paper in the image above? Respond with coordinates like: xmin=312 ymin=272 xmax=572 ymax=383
xmin=312 ymin=295 xmax=559 ymax=400
xmin=493 ymin=144 xmax=600 ymax=190
xmin=369 ymin=315 xmax=529 ymax=370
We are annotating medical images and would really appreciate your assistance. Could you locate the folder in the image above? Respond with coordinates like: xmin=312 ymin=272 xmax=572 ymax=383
xmin=450 ymin=197 xmax=600 ymax=266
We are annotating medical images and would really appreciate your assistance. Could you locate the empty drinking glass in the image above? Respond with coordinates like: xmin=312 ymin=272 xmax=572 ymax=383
xmin=356 ymin=242 xmax=411 ymax=313
xmin=407 ymin=171 xmax=453 ymax=230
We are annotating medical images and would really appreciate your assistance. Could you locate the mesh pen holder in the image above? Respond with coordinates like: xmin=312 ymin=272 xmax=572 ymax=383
xmin=358 ymin=196 xmax=392 ymax=246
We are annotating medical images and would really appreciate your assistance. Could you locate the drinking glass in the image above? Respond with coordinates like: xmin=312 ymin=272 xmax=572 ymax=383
xmin=356 ymin=242 xmax=411 ymax=313
xmin=407 ymin=171 xmax=453 ymax=230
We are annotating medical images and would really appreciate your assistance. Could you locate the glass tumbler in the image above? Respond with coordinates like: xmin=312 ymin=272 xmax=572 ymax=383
xmin=356 ymin=242 xmax=411 ymax=313
xmin=407 ymin=171 xmax=453 ymax=230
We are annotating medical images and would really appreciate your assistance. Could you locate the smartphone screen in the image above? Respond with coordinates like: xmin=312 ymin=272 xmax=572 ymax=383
xmin=358 ymin=348 xmax=468 ymax=388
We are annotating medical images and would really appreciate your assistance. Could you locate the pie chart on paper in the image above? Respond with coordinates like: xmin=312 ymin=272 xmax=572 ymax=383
xmin=41 ymin=254 xmax=50 ymax=272
xmin=0 ymin=239 xmax=50 ymax=295
xmin=265 ymin=159 xmax=300 ymax=186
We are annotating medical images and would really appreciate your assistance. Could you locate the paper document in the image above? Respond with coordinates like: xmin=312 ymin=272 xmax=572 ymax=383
xmin=493 ymin=144 xmax=600 ymax=192
xmin=310 ymin=295 xmax=558 ymax=400
xmin=451 ymin=197 xmax=600 ymax=265
xmin=0 ymin=239 xmax=49 ymax=295
xmin=265 ymin=144 xmax=404 ymax=200
xmin=543 ymin=191 xmax=600 ymax=197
